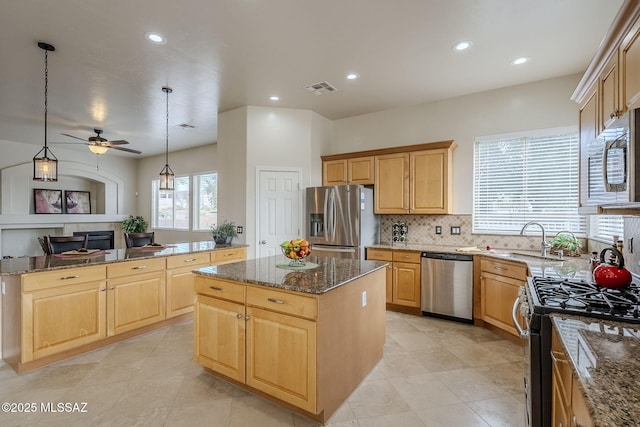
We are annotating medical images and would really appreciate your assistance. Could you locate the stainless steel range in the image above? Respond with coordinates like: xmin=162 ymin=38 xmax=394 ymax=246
xmin=515 ymin=276 xmax=640 ymax=427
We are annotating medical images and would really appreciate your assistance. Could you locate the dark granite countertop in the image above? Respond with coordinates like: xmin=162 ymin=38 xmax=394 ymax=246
xmin=192 ymin=255 xmax=387 ymax=294
xmin=0 ymin=241 xmax=248 ymax=275
xmin=551 ymin=314 xmax=640 ymax=427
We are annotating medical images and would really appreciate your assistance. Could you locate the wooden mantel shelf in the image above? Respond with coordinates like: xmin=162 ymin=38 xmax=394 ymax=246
xmin=321 ymin=140 xmax=456 ymax=162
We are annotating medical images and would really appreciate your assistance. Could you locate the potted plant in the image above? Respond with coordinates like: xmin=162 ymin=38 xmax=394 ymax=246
xmin=211 ymin=220 xmax=238 ymax=245
xmin=122 ymin=215 xmax=148 ymax=233
xmin=548 ymin=232 xmax=582 ymax=257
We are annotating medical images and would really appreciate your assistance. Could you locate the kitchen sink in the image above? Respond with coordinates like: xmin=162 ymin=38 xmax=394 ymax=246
xmin=492 ymin=251 xmax=571 ymax=262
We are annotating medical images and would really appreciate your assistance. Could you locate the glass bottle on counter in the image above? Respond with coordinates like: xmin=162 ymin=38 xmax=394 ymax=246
xmin=590 ymin=251 xmax=600 ymax=272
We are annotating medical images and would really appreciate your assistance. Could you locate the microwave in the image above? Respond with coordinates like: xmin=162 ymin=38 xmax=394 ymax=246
xmin=582 ymin=108 xmax=640 ymax=210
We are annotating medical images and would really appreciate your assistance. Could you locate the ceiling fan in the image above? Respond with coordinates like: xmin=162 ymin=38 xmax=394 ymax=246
xmin=56 ymin=128 xmax=142 ymax=155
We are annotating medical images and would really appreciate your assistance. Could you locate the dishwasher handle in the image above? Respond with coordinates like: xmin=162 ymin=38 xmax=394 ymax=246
xmin=421 ymin=252 xmax=473 ymax=262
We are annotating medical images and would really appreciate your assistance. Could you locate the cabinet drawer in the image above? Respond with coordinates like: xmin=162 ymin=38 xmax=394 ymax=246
xmin=107 ymin=258 xmax=166 ymax=278
xmin=480 ymin=258 xmax=527 ymax=280
xmin=392 ymin=250 xmax=421 ymax=263
xmin=166 ymin=252 xmax=211 ymax=269
xmin=367 ymin=249 xmax=393 ymax=261
xmin=246 ymin=286 xmax=317 ymax=320
xmin=23 ymin=266 xmax=107 ymax=292
xmin=211 ymin=248 xmax=246 ymax=264
xmin=194 ymin=276 xmax=245 ymax=303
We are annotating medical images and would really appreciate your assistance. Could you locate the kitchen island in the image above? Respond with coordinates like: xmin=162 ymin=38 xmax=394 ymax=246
xmin=192 ymin=255 xmax=387 ymax=423
xmin=1 ymin=241 xmax=247 ymax=373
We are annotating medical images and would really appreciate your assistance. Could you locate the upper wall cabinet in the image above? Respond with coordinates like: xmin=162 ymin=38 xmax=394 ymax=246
xmin=374 ymin=153 xmax=409 ymax=213
xmin=322 ymin=156 xmax=375 ymax=186
xmin=622 ymin=20 xmax=640 ymax=111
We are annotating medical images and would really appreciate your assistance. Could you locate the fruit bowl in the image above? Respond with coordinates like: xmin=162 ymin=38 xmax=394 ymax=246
xmin=280 ymin=239 xmax=311 ymax=266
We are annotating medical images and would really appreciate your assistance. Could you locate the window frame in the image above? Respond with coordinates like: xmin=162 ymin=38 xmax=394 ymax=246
xmin=192 ymin=171 xmax=218 ymax=232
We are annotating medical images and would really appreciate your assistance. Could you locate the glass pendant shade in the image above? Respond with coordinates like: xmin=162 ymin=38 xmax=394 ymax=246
xmin=159 ymin=164 xmax=175 ymax=190
xmin=33 ymin=146 xmax=58 ymax=181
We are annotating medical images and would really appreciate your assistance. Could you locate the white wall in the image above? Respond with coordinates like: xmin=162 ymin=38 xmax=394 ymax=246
xmin=330 ymin=74 xmax=582 ymax=213
xmin=137 ymin=144 xmax=218 ymax=244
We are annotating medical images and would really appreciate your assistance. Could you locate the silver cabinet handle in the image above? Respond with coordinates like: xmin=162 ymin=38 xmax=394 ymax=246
xmin=100 ymin=288 xmax=106 ymax=292
xmin=236 ymin=313 xmax=243 ymax=319
xmin=268 ymin=297 xmax=285 ymax=304
xmin=224 ymin=253 xmax=233 ymax=257
xmin=184 ymin=258 xmax=197 ymax=262
xmin=512 ymin=297 xmax=529 ymax=339
xmin=133 ymin=265 xmax=147 ymax=270
xmin=245 ymin=315 xmax=251 ymax=320
xmin=109 ymin=286 xmax=115 ymax=290
xmin=60 ymin=275 xmax=80 ymax=280
xmin=209 ymin=286 xmax=223 ymax=291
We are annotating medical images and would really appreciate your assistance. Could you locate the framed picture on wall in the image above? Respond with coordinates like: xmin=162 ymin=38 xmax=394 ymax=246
xmin=34 ymin=189 xmax=63 ymax=214
xmin=64 ymin=190 xmax=91 ymax=214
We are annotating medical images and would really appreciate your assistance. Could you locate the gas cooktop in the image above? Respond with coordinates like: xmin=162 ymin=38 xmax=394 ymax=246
xmin=528 ymin=276 xmax=640 ymax=323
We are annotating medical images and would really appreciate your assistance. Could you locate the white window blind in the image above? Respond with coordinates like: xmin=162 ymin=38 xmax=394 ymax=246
xmin=473 ymin=129 xmax=586 ymax=235
xmin=589 ymin=215 xmax=624 ymax=243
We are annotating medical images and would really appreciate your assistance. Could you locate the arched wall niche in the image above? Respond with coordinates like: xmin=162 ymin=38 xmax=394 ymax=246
xmin=1 ymin=161 xmax=124 ymax=215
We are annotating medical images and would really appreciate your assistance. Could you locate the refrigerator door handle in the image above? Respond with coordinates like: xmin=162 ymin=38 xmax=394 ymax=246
xmin=323 ymin=188 xmax=330 ymax=242
xmin=331 ymin=190 xmax=337 ymax=240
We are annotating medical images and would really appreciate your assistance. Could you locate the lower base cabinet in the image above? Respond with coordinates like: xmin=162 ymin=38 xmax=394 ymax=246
xmin=366 ymin=249 xmax=421 ymax=310
xmin=194 ymin=269 xmax=386 ymax=423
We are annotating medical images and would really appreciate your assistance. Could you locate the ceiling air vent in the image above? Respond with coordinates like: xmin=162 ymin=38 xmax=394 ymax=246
xmin=304 ymin=81 xmax=338 ymax=96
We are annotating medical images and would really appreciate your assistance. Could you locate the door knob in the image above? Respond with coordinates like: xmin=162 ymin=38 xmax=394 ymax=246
xmin=260 ymin=240 xmax=267 ymax=244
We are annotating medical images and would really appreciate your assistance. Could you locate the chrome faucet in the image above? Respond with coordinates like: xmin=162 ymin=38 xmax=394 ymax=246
xmin=520 ymin=222 xmax=552 ymax=257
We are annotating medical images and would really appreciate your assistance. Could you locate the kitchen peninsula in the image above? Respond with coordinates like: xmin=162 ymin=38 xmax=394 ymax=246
xmin=192 ymin=255 xmax=387 ymax=423
xmin=1 ymin=241 xmax=247 ymax=373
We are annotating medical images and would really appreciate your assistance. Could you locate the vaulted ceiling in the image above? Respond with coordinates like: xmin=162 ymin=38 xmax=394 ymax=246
xmin=0 ymin=0 xmax=623 ymax=157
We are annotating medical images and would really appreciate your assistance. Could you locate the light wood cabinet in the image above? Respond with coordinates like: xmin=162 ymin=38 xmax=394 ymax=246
xmin=600 ymin=53 xmax=621 ymax=131
xmin=322 ymin=156 xmax=375 ymax=186
xmin=551 ymin=325 xmax=595 ymax=427
xmin=194 ymin=276 xmax=318 ymax=412
xmin=479 ymin=258 xmax=527 ymax=337
xmin=410 ymin=149 xmax=453 ymax=214
xmin=211 ymin=247 xmax=247 ymax=265
xmin=166 ymin=252 xmax=212 ymax=318
xmin=374 ymin=153 xmax=410 ymax=213
xmin=347 ymin=156 xmax=375 ymax=185
xmin=22 ymin=267 xmax=107 ymax=362
xmin=322 ymin=159 xmax=348 ymax=186
xmin=367 ymin=249 xmax=420 ymax=309
xmin=194 ymin=294 xmax=246 ymax=381
xmin=622 ymin=20 xmax=640 ymax=111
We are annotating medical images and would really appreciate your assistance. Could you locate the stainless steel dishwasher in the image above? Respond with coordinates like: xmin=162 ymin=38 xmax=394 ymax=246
xmin=420 ymin=252 xmax=474 ymax=322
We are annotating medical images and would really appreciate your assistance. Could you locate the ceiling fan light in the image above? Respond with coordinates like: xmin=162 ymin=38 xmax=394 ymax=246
xmin=33 ymin=147 xmax=58 ymax=182
xmin=88 ymin=144 xmax=109 ymax=155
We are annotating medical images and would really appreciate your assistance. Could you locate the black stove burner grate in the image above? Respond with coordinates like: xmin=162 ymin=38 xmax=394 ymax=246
xmin=531 ymin=277 xmax=640 ymax=321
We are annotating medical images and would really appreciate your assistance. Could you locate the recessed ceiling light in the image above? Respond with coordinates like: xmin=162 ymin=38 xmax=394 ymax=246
xmin=453 ymin=41 xmax=472 ymax=51
xmin=269 ymin=96 xmax=279 ymax=101
xmin=145 ymin=32 xmax=166 ymax=44
xmin=346 ymin=73 xmax=360 ymax=80
xmin=512 ymin=57 xmax=530 ymax=65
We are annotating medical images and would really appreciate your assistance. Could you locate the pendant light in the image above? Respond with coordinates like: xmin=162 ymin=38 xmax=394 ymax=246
xmin=159 ymin=86 xmax=174 ymax=190
xmin=33 ymin=42 xmax=58 ymax=181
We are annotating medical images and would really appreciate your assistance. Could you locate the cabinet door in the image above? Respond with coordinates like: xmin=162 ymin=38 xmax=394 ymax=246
xmin=211 ymin=247 xmax=247 ymax=265
xmin=571 ymin=379 xmax=595 ymax=427
xmin=579 ymin=85 xmax=599 ymax=208
xmin=23 ymin=281 xmax=106 ymax=362
xmin=166 ymin=263 xmax=208 ymax=318
xmin=107 ymin=271 xmax=166 ymax=336
xmin=552 ymin=371 xmax=571 ymax=427
xmin=323 ymin=159 xmax=348 ymax=186
xmin=246 ymin=306 xmax=317 ymax=413
xmin=392 ymin=261 xmax=421 ymax=307
xmin=194 ymin=295 xmax=246 ymax=382
xmin=600 ymin=53 xmax=621 ymax=130
xmin=374 ymin=153 xmax=409 ymax=214
xmin=366 ymin=249 xmax=393 ymax=303
xmin=348 ymin=156 xmax=375 ymax=184
xmin=410 ymin=149 xmax=451 ymax=214
xmin=480 ymin=272 xmax=524 ymax=336
xmin=622 ymin=22 xmax=640 ymax=110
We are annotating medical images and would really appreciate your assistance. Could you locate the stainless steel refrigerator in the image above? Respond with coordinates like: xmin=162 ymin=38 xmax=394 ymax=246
xmin=306 ymin=185 xmax=379 ymax=259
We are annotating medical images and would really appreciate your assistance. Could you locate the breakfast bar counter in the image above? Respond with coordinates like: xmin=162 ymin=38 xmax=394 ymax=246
xmin=191 ymin=255 xmax=387 ymax=423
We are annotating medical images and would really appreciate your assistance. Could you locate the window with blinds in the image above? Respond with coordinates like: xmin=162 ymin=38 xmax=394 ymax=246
xmin=589 ymin=215 xmax=624 ymax=243
xmin=473 ymin=128 xmax=586 ymax=235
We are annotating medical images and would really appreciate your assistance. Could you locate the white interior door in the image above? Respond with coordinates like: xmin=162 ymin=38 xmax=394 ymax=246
xmin=257 ymin=169 xmax=302 ymax=259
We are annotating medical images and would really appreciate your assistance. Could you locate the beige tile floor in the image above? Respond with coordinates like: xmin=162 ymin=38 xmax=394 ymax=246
xmin=0 ymin=311 xmax=525 ymax=427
